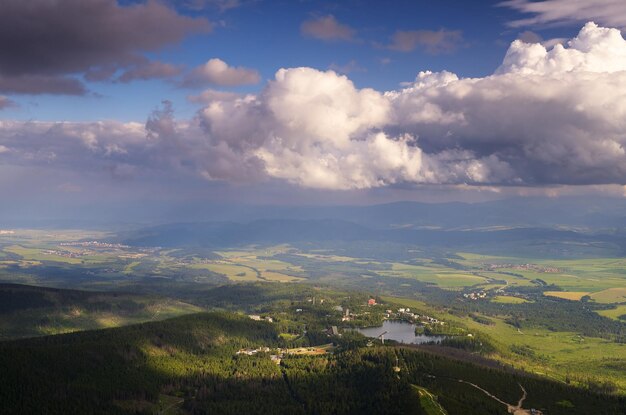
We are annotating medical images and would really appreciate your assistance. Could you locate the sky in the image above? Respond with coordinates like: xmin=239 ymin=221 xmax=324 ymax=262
xmin=2 ymin=0 xmax=626 ymax=221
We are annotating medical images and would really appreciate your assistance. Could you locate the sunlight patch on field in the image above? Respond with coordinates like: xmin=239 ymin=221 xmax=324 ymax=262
xmin=297 ymin=253 xmax=360 ymax=262
xmin=190 ymin=262 xmax=260 ymax=281
xmin=596 ymin=305 xmax=626 ymax=321
xmin=544 ymin=291 xmax=589 ymax=301
xmin=434 ymin=273 xmax=487 ymax=287
xmin=4 ymin=245 xmax=83 ymax=264
xmin=124 ymin=261 xmax=141 ymax=274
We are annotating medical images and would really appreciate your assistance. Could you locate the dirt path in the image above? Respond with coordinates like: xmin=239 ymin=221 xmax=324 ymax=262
xmin=158 ymin=397 xmax=184 ymax=415
xmin=517 ymin=383 xmax=527 ymax=409
xmin=457 ymin=380 xmax=530 ymax=414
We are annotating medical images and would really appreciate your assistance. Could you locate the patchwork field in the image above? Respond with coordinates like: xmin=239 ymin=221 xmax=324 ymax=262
xmin=457 ymin=253 xmax=626 ymax=303
xmin=544 ymin=291 xmax=590 ymax=301
xmin=1 ymin=230 xmax=625 ymax=400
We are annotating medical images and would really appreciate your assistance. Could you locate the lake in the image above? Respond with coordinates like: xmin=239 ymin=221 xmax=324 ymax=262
xmin=355 ymin=320 xmax=445 ymax=344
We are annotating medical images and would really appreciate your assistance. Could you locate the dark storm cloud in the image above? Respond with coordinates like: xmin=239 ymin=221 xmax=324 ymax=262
xmin=0 ymin=0 xmax=210 ymax=94
xmin=0 ymin=75 xmax=87 ymax=95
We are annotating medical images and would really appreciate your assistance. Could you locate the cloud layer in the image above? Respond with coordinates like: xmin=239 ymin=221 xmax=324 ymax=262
xmin=3 ymin=23 xmax=626 ymax=191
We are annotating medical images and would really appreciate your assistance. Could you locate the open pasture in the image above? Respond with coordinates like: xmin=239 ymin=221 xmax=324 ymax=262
xmin=491 ymin=295 xmax=529 ymax=304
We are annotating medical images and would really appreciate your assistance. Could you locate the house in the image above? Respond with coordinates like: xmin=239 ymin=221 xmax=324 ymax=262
xmin=248 ymin=315 xmax=261 ymax=321
xmin=327 ymin=326 xmax=339 ymax=336
xmin=368 ymin=298 xmax=377 ymax=306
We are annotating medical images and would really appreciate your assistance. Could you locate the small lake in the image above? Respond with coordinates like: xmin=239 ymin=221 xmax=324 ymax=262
xmin=355 ymin=320 xmax=445 ymax=345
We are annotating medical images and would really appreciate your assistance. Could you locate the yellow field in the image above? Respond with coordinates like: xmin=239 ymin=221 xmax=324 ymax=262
xmin=590 ymin=287 xmax=626 ymax=304
xmin=543 ymin=291 xmax=589 ymax=301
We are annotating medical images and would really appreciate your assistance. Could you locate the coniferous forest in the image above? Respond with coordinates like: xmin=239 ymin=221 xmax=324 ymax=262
xmin=1 ymin=310 xmax=624 ymax=415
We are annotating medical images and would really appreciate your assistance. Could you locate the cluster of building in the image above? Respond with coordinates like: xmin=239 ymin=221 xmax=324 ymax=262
xmin=388 ymin=308 xmax=444 ymax=326
xmin=235 ymin=346 xmax=331 ymax=364
xmin=0 ymin=230 xmax=15 ymax=235
xmin=59 ymin=241 xmax=130 ymax=249
xmin=41 ymin=249 xmax=87 ymax=258
xmin=236 ymin=346 xmax=272 ymax=356
xmin=483 ymin=263 xmax=560 ymax=273
xmin=463 ymin=291 xmax=487 ymax=301
xmin=235 ymin=347 xmax=284 ymax=364
xmin=248 ymin=315 xmax=274 ymax=323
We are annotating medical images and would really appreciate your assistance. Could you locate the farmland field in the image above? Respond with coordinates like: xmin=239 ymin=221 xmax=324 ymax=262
xmin=544 ymin=291 xmax=589 ymax=301
xmin=598 ymin=305 xmax=626 ymax=321
xmin=591 ymin=288 xmax=626 ymax=303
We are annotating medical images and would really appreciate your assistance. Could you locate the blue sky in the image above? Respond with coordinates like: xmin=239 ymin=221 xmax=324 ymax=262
xmin=0 ymin=0 xmax=590 ymax=122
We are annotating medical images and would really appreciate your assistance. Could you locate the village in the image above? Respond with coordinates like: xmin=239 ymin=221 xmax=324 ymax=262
xmin=236 ymin=296 xmax=450 ymax=363
xmin=482 ymin=262 xmax=561 ymax=273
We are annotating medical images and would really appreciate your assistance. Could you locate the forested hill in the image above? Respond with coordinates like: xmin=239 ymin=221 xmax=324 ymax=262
xmin=0 ymin=283 xmax=201 ymax=340
xmin=1 ymin=312 xmax=624 ymax=414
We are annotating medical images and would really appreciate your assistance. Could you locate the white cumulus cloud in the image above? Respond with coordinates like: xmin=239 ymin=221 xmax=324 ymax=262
xmin=183 ymin=58 xmax=260 ymax=87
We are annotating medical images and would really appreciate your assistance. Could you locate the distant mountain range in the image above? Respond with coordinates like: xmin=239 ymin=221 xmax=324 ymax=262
xmin=128 ymin=197 xmax=626 ymax=231
xmin=5 ymin=197 xmax=626 ymax=231
xmin=115 ymin=218 xmax=626 ymax=257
